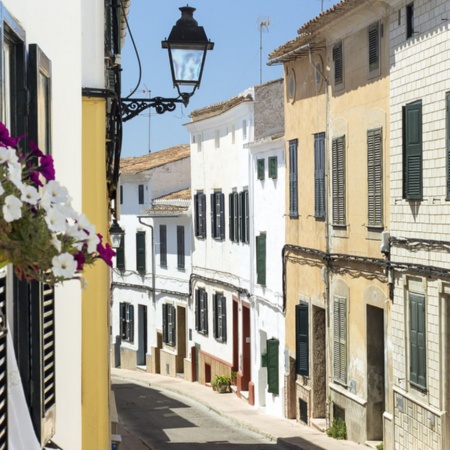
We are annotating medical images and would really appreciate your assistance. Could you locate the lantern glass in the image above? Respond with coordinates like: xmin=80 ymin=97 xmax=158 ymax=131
xmin=170 ymin=47 xmax=205 ymax=85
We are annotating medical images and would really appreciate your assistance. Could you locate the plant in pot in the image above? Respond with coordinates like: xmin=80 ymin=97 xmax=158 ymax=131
xmin=211 ymin=374 xmax=231 ymax=393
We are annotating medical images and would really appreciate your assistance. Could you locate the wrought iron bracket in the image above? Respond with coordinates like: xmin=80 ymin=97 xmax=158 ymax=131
xmin=120 ymin=93 xmax=191 ymax=122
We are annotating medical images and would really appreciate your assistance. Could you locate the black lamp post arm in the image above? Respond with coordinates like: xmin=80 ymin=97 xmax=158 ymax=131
xmin=120 ymin=92 xmax=191 ymax=122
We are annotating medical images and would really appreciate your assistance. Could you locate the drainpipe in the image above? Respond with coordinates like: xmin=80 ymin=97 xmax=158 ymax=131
xmin=138 ymin=216 xmax=155 ymax=303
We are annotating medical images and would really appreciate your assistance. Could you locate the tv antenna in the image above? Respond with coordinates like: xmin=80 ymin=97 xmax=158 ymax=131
xmin=142 ymin=84 xmax=151 ymax=153
xmin=319 ymin=0 xmax=333 ymax=12
xmin=257 ymin=16 xmax=270 ymax=85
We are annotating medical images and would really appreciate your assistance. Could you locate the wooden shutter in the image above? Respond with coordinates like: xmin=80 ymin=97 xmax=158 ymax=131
xmin=314 ymin=133 xmax=325 ymax=219
xmin=127 ymin=304 xmax=134 ymax=343
xmin=256 ymin=233 xmax=266 ymax=285
xmin=195 ymin=290 xmax=200 ymax=331
xmin=212 ymin=294 xmax=217 ymax=338
xmin=160 ymin=225 xmax=167 ymax=267
xmin=177 ymin=226 xmax=185 ymax=269
xmin=215 ymin=193 xmax=224 ymax=240
xmin=333 ymin=296 xmax=347 ymax=384
xmin=244 ymin=190 xmax=249 ymax=243
xmin=289 ymin=140 xmax=298 ymax=217
xmin=295 ymin=303 xmax=309 ymax=376
xmin=200 ymin=194 xmax=206 ymax=238
xmin=221 ymin=296 xmax=227 ymax=342
xmin=136 ymin=231 xmax=146 ymax=272
xmin=229 ymin=193 xmax=234 ymax=241
xmin=120 ymin=303 xmax=127 ymax=339
xmin=210 ymin=193 xmax=216 ymax=238
xmin=403 ymin=101 xmax=422 ymax=200
xmin=238 ymin=192 xmax=244 ymax=242
xmin=194 ymin=194 xmax=200 ymax=237
xmin=446 ymin=93 xmax=450 ymax=198
xmin=267 ymin=339 xmax=279 ymax=395
xmin=333 ymin=42 xmax=343 ymax=85
xmin=0 ymin=272 xmax=7 ymax=449
xmin=162 ymin=303 xmax=168 ymax=344
xmin=409 ymin=293 xmax=426 ymax=387
xmin=195 ymin=193 xmax=206 ymax=238
xmin=169 ymin=305 xmax=176 ymax=346
xmin=138 ymin=184 xmax=144 ymax=204
xmin=269 ymin=156 xmax=278 ymax=179
xmin=368 ymin=128 xmax=383 ymax=227
xmin=332 ymin=136 xmax=346 ymax=225
xmin=257 ymin=159 xmax=265 ymax=180
xmin=368 ymin=22 xmax=380 ymax=72
xmin=233 ymin=192 xmax=239 ymax=242
xmin=202 ymin=291 xmax=208 ymax=334
xmin=116 ymin=236 xmax=125 ymax=270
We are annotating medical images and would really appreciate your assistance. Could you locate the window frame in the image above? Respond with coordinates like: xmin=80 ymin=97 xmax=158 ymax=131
xmin=229 ymin=191 xmax=239 ymax=242
xmin=257 ymin=158 xmax=265 ymax=180
xmin=238 ymin=190 xmax=249 ymax=244
xmin=409 ymin=292 xmax=426 ymax=389
xmin=213 ymin=294 xmax=227 ymax=342
xmin=120 ymin=302 xmax=134 ymax=343
xmin=268 ymin=156 xmax=278 ymax=179
xmin=210 ymin=191 xmax=225 ymax=240
xmin=195 ymin=289 xmax=208 ymax=335
xmin=194 ymin=192 xmax=207 ymax=238
xmin=163 ymin=303 xmax=176 ymax=346
xmin=333 ymin=296 xmax=347 ymax=386
xmin=296 ymin=303 xmax=309 ymax=376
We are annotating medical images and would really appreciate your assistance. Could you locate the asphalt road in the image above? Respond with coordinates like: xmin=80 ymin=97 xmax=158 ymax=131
xmin=112 ymin=378 xmax=288 ymax=449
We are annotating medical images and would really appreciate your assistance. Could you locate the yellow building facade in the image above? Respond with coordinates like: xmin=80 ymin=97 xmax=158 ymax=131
xmin=269 ymin=1 xmax=392 ymax=445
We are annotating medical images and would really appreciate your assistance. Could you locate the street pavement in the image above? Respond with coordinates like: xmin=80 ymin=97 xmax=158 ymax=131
xmin=111 ymin=368 xmax=370 ymax=450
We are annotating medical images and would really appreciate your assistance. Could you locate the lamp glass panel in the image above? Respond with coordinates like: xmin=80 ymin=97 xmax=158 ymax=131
xmin=110 ymin=234 xmax=123 ymax=249
xmin=171 ymin=48 xmax=204 ymax=84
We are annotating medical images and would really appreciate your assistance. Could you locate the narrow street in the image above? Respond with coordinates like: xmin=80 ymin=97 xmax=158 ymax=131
xmin=112 ymin=378 xmax=288 ymax=449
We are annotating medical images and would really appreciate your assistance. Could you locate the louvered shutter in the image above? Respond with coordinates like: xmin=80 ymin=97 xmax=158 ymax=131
xmin=177 ymin=226 xmax=185 ymax=269
xmin=169 ymin=305 xmax=176 ymax=346
xmin=0 ymin=272 xmax=7 ymax=449
xmin=333 ymin=42 xmax=343 ymax=85
xmin=333 ymin=296 xmax=347 ymax=384
xmin=269 ymin=156 xmax=278 ymax=179
xmin=116 ymin=236 xmax=125 ymax=270
xmin=200 ymin=194 xmax=206 ymax=238
xmin=233 ymin=193 xmax=239 ymax=242
xmin=257 ymin=159 xmax=265 ymax=180
xmin=403 ymin=101 xmax=423 ymax=200
xmin=368 ymin=22 xmax=380 ymax=72
xmin=446 ymin=93 xmax=450 ymax=198
xmin=160 ymin=225 xmax=167 ymax=267
xmin=244 ymin=191 xmax=249 ymax=243
xmin=409 ymin=293 xmax=426 ymax=387
xmin=229 ymin=193 xmax=234 ymax=240
xmin=367 ymin=128 xmax=383 ymax=227
xmin=289 ymin=140 xmax=298 ymax=216
xmin=295 ymin=303 xmax=309 ymax=376
xmin=120 ymin=303 xmax=126 ymax=339
xmin=127 ymin=304 xmax=134 ymax=343
xmin=194 ymin=194 xmax=200 ymax=237
xmin=256 ymin=233 xmax=266 ymax=285
xmin=212 ymin=294 xmax=217 ymax=338
xmin=163 ymin=304 xmax=168 ymax=344
xmin=210 ymin=193 xmax=215 ymax=238
xmin=195 ymin=290 xmax=200 ymax=331
xmin=332 ymin=136 xmax=346 ymax=225
xmin=314 ymin=133 xmax=325 ymax=219
xmin=267 ymin=339 xmax=279 ymax=395
xmin=136 ymin=231 xmax=146 ymax=272
xmin=203 ymin=292 xmax=208 ymax=334
xmin=221 ymin=297 xmax=227 ymax=342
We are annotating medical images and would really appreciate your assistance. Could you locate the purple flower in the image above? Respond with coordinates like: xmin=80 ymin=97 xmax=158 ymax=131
xmin=29 ymin=171 xmax=44 ymax=187
xmin=29 ymin=141 xmax=44 ymax=157
xmin=74 ymin=251 xmax=86 ymax=271
xmin=97 ymin=240 xmax=115 ymax=267
xmin=38 ymin=154 xmax=55 ymax=181
xmin=0 ymin=122 xmax=23 ymax=148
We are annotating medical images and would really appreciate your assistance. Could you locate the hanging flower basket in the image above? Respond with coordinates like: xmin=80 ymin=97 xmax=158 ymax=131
xmin=0 ymin=122 xmax=114 ymax=285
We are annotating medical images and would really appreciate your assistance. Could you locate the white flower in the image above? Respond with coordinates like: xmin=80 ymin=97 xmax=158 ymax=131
xmin=85 ymin=228 xmax=100 ymax=253
xmin=8 ymin=164 xmax=24 ymax=191
xmin=45 ymin=206 xmax=67 ymax=232
xmin=51 ymin=253 xmax=77 ymax=279
xmin=43 ymin=180 xmax=69 ymax=205
xmin=3 ymin=195 xmax=22 ymax=222
xmin=20 ymin=185 xmax=41 ymax=205
xmin=66 ymin=224 xmax=89 ymax=242
xmin=50 ymin=234 xmax=62 ymax=252
xmin=0 ymin=147 xmax=19 ymax=166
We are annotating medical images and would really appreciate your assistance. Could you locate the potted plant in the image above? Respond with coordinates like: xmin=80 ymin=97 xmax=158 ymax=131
xmin=211 ymin=374 xmax=231 ymax=393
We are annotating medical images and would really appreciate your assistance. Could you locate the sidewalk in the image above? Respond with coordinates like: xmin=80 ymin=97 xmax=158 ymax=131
xmin=112 ymin=368 xmax=371 ymax=450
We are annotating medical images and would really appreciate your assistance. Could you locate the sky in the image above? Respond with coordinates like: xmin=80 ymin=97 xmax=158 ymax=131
xmin=121 ymin=0 xmax=340 ymax=157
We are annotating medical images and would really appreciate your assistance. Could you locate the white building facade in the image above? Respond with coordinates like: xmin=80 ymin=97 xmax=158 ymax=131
xmin=388 ymin=1 xmax=450 ymax=449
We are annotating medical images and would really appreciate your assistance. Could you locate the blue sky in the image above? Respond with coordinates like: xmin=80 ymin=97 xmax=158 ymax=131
xmin=121 ymin=1 xmax=340 ymax=157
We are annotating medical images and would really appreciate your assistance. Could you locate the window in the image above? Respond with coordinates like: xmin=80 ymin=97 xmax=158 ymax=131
xmin=194 ymin=192 xmax=207 ymax=238
xmin=368 ymin=128 xmax=383 ymax=227
xmin=268 ymin=156 xmax=278 ymax=179
xmin=239 ymin=190 xmax=249 ymax=243
xmin=447 ymin=93 xmax=450 ymax=199
xmin=177 ymin=225 xmax=185 ymax=269
xmin=120 ymin=185 xmax=123 ymax=204
xmin=257 ymin=158 xmax=265 ymax=180
xmin=163 ymin=303 xmax=176 ymax=346
xmin=296 ymin=303 xmax=309 ymax=376
xmin=314 ymin=133 xmax=325 ymax=219
xmin=120 ymin=302 xmax=134 ymax=343
xmin=406 ymin=3 xmax=414 ymax=39
xmin=332 ymin=136 xmax=346 ymax=226
xmin=267 ymin=338 xmax=279 ymax=395
xmin=368 ymin=22 xmax=380 ymax=74
xmin=195 ymin=289 xmax=208 ymax=335
xmin=409 ymin=292 xmax=426 ymax=388
xmin=136 ymin=231 xmax=146 ymax=273
xmin=159 ymin=225 xmax=167 ymax=267
xmin=138 ymin=184 xmax=144 ymax=204
xmin=211 ymin=191 xmax=225 ymax=240
xmin=333 ymin=296 xmax=347 ymax=385
xmin=333 ymin=41 xmax=343 ymax=85
xmin=403 ymin=100 xmax=422 ymax=200
xmin=256 ymin=233 xmax=266 ymax=286
xmin=229 ymin=191 xmax=239 ymax=242
xmin=289 ymin=139 xmax=298 ymax=217
xmin=116 ymin=234 xmax=125 ymax=270
xmin=213 ymin=294 xmax=226 ymax=342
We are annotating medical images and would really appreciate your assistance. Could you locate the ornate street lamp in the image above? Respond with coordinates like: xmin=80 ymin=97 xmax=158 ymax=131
xmin=120 ymin=6 xmax=214 ymax=122
xmin=109 ymin=219 xmax=125 ymax=249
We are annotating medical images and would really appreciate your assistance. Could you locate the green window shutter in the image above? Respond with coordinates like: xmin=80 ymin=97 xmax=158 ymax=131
xmin=333 ymin=42 xmax=343 ymax=85
xmin=332 ymin=136 xmax=346 ymax=225
xmin=221 ymin=296 xmax=227 ymax=342
xmin=233 ymin=192 xmax=239 ymax=242
xmin=120 ymin=303 xmax=126 ymax=339
xmin=210 ymin=193 xmax=216 ymax=238
xmin=314 ymin=133 xmax=325 ymax=219
xmin=195 ymin=290 xmax=200 ymax=331
xmin=160 ymin=225 xmax=167 ymax=267
xmin=403 ymin=101 xmax=423 ymax=200
xmin=256 ymin=233 xmax=266 ymax=285
xmin=409 ymin=293 xmax=426 ymax=388
xmin=244 ymin=191 xmax=249 ymax=243
xmin=368 ymin=22 xmax=380 ymax=72
xmin=295 ymin=303 xmax=309 ymax=376
xmin=333 ymin=296 xmax=347 ymax=384
xmin=218 ymin=193 xmax=225 ymax=240
xmin=177 ymin=226 xmax=185 ymax=269
xmin=116 ymin=236 xmax=125 ymax=270
xmin=446 ymin=93 xmax=450 ymax=199
xmin=229 ymin=193 xmax=234 ymax=241
xmin=203 ymin=292 xmax=209 ymax=334
xmin=289 ymin=139 xmax=298 ymax=217
xmin=169 ymin=305 xmax=176 ymax=346
xmin=162 ymin=303 xmax=168 ymax=344
xmin=127 ymin=304 xmax=134 ymax=343
xmin=257 ymin=158 xmax=265 ymax=180
xmin=367 ymin=128 xmax=383 ymax=227
xmin=268 ymin=156 xmax=278 ymax=179
xmin=212 ymin=294 xmax=217 ymax=338
xmin=136 ymin=231 xmax=146 ymax=272
xmin=267 ymin=338 xmax=279 ymax=395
